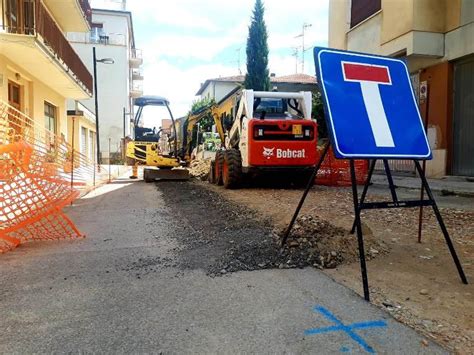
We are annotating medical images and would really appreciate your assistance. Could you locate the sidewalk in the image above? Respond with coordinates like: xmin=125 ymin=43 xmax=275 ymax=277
xmin=372 ymin=173 xmax=474 ymax=197
xmin=75 ymin=164 xmax=131 ymax=198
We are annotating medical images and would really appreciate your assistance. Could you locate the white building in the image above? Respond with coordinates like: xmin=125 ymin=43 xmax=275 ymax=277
xmin=67 ymin=5 xmax=142 ymax=163
xmin=196 ymin=74 xmax=318 ymax=103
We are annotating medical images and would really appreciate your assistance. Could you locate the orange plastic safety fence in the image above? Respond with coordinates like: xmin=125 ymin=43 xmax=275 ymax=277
xmin=0 ymin=101 xmax=105 ymax=253
xmin=316 ymin=146 xmax=369 ymax=186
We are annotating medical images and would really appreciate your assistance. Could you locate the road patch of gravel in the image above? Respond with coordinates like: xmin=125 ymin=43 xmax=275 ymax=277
xmin=157 ymin=180 xmax=386 ymax=276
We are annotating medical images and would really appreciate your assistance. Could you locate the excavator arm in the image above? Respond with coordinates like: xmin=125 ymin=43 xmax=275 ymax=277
xmin=183 ymin=102 xmax=228 ymax=161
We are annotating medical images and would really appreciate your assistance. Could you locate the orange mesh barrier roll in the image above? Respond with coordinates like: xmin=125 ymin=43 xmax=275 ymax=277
xmin=316 ymin=146 xmax=369 ymax=186
xmin=0 ymin=101 xmax=108 ymax=253
xmin=0 ymin=141 xmax=82 ymax=252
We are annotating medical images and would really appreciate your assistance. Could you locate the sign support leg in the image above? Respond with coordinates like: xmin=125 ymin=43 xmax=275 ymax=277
xmin=350 ymin=159 xmax=370 ymax=301
xmin=281 ymin=141 xmax=330 ymax=247
xmin=383 ymin=159 xmax=398 ymax=203
xmin=414 ymin=160 xmax=468 ymax=284
xmin=417 ymin=159 xmax=427 ymax=243
xmin=351 ymin=159 xmax=377 ymax=234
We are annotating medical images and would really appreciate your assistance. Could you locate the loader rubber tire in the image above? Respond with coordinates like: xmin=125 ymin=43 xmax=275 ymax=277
xmin=208 ymin=161 xmax=216 ymax=184
xmin=222 ymin=149 xmax=242 ymax=189
xmin=214 ymin=151 xmax=224 ymax=186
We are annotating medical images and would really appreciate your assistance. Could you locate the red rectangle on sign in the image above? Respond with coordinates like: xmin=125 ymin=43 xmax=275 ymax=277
xmin=343 ymin=62 xmax=390 ymax=83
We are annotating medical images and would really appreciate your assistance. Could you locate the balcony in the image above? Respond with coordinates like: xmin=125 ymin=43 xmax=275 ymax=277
xmin=130 ymin=81 xmax=143 ymax=98
xmin=132 ymin=68 xmax=143 ymax=81
xmin=0 ymin=0 xmax=92 ymax=98
xmin=43 ymin=0 xmax=91 ymax=32
xmin=129 ymin=48 xmax=143 ymax=68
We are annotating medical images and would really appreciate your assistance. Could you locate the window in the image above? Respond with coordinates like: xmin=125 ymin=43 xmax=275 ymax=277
xmin=81 ymin=127 xmax=88 ymax=156
xmin=8 ymin=81 xmax=21 ymax=110
xmin=90 ymin=22 xmax=107 ymax=44
xmin=44 ymin=102 xmax=57 ymax=133
xmin=6 ymin=0 xmax=34 ymax=34
xmin=89 ymin=130 xmax=95 ymax=161
xmin=350 ymin=0 xmax=381 ymax=28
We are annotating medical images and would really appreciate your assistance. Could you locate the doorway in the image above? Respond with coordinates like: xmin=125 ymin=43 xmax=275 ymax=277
xmin=452 ymin=56 xmax=474 ymax=176
xmin=7 ymin=80 xmax=23 ymax=135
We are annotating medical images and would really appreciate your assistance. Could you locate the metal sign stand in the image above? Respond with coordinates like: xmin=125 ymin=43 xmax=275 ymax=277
xmin=282 ymin=142 xmax=468 ymax=302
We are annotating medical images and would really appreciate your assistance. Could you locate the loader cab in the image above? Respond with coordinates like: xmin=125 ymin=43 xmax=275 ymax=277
xmin=253 ymin=97 xmax=304 ymax=120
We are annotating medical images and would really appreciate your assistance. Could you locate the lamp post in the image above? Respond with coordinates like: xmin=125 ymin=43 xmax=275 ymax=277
xmin=92 ymin=47 xmax=114 ymax=166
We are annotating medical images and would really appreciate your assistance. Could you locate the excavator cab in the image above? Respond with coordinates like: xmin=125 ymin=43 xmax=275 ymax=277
xmin=126 ymin=96 xmax=189 ymax=182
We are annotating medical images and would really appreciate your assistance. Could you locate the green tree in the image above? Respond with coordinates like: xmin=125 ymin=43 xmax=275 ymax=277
xmin=244 ymin=0 xmax=270 ymax=91
xmin=188 ymin=97 xmax=215 ymax=131
xmin=312 ymin=92 xmax=328 ymax=140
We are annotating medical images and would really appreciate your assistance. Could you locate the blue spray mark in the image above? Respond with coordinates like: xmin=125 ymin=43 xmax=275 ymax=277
xmin=305 ymin=306 xmax=387 ymax=354
xmin=340 ymin=346 xmax=351 ymax=352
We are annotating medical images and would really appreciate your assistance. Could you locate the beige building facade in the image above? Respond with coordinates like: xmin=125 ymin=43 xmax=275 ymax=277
xmin=0 ymin=0 xmax=92 ymax=148
xmin=329 ymin=0 xmax=474 ymax=176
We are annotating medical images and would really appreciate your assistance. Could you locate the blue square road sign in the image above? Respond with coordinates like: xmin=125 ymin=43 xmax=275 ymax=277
xmin=314 ymin=47 xmax=432 ymax=159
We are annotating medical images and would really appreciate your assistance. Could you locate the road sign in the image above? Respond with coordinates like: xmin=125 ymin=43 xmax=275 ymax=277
xmin=314 ymin=47 xmax=432 ymax=159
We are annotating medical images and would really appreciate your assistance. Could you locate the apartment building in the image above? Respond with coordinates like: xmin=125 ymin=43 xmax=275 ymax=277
xmin=329 ymin=0 xmax=474 ymax=177
xmin=0 ymin=0 xmax=92 ymax=143
xmin=67 ymin=2 xmax=142 ymax=163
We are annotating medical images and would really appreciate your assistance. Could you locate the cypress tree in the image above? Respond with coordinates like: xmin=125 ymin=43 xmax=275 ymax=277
xmin=244 ymin=0 xmax=270 ymax=91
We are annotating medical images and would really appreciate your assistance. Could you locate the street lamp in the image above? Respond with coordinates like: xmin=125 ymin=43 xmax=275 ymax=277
xmin=92 ymin=46 xmax=114 ymax=166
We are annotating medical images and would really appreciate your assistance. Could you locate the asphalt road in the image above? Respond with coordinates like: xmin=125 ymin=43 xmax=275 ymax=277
xmin=0 ymin=178 xmax=447 ymax=354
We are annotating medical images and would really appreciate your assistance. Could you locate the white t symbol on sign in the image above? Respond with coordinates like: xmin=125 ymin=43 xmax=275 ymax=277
xmin=342 ymin=62 xmax=395 ymax=147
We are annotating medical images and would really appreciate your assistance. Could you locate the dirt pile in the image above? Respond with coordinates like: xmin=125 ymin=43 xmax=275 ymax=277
xmin=189 ymin=159 xmax=211 ymax=180
xmin=282 ymin=215 xmax=389 ymax=268
xmin=211 ymin=214 xmax=388 ymax=275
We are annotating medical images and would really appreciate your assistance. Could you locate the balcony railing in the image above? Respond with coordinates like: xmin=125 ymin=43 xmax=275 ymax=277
xmin=67 ymin=31 xmax=127 ymax=46
xmin=0 ymin=0 xmax=93 ymax=95
xmin=78 ymin=0 xmax=92 ymax=26
xmin=131 ymin=48 xmax=143 ymax=60
xmin=129 ymin=48 xmax=143 ymax=68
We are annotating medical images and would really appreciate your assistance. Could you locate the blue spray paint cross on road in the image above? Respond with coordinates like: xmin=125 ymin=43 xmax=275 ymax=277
xmin=305 ymin=306 xmax=387 ymax=353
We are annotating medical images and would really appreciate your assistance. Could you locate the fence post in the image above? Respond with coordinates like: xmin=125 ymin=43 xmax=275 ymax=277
xmin=70 ymin=117 xmax=75 ymax=198
xmin=108 ymin=137 xmax=111 ymax=183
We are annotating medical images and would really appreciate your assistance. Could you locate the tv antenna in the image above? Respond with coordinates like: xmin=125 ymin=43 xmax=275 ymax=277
xmin=295 ymin=22 xmax=312 ymax=73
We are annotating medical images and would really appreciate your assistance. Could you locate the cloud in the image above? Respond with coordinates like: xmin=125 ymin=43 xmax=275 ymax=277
xmin=142 ymin=60 xmax=237 ymax=117
xmin=105 ymin=0 xmax=329 ymax=118
xmin=143 ymin=21 xmax=249 ymax=62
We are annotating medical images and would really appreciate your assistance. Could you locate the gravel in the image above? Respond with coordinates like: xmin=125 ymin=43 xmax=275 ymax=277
xmin=157 ymin=180 xmax=386 ymax=276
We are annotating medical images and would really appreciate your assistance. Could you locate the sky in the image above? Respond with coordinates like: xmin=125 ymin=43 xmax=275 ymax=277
xmin=93 ymin=0 xmax=329 ymax=118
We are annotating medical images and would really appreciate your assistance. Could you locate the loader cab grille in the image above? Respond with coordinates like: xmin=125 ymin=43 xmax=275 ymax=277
xmin=253 ymin=124 xmax=315 ymax=141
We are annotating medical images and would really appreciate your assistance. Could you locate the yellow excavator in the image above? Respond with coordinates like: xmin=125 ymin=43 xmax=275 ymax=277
xmin=126 ymin=96 xmax=189 ymax=182
xmin=126 ymin=90 xmax=238 ymax=182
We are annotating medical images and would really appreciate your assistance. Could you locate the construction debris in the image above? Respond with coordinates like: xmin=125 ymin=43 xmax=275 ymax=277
xmin=277 ymin=215 xmax=389 ymax=269
xmin=188 ymin=158 xmax=211 ymax=180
